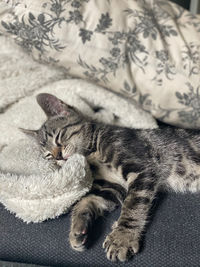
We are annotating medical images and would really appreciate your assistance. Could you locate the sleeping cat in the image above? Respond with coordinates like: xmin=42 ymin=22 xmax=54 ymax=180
xmin=23 ymin=93 xmax=200 ymax=262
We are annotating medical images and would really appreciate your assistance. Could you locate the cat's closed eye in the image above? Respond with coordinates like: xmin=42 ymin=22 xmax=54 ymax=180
xmin=44 ymin=152 xmax=53 ymax=160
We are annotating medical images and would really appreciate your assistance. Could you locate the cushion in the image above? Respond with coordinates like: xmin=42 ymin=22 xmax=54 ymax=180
xmin=1 ymin=0 xmax=200 ymax=128
xmin=0 ymin=192 xmax=200 ymax=266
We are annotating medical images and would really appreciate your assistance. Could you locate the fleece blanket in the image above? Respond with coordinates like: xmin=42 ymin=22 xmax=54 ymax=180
xmin=0 ymin=35 xmax=157 ymax=223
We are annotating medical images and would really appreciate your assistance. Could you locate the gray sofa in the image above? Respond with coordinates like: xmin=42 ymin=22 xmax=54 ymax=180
xmin=0 ymin=192 xmax=200 ymax=266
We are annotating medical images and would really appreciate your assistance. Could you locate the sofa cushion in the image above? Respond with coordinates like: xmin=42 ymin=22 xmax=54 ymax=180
xmin=0 ymin=192 xmax=200 ymax=266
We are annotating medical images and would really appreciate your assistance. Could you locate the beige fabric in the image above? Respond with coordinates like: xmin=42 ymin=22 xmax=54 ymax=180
xmin=1 ymin=0 xmax=200 ymax=127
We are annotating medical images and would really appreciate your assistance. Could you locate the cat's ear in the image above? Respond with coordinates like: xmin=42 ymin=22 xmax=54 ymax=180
xmin=19 ymin=128 xmax=38 ymax=138
xmin=36 ymin=93 xmax=70 ymax=117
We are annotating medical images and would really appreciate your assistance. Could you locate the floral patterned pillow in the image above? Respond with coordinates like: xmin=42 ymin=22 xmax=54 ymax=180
xmin=1 ymin=0 xmax=200 ymax=128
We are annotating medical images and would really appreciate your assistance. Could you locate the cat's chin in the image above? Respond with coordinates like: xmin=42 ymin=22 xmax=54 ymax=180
xmin=56 ymin=160 xmax=67 ymax=167
xmin=55 ymin=154 xmax=72 ymax=166
xmin=63 ymin=154 xmax=70 ymax=160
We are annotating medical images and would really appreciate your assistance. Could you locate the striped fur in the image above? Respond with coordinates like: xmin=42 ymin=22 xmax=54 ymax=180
xmin=32 ymin=94 xmax=200 ymax=262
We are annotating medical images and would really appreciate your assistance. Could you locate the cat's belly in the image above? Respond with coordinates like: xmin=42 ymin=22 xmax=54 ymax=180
xmin=95 ymin=164 xmax=129 ymax=190
xmin=87 ymin=155 xmax=129 ymax=190
xmin=166 ymin=156 xmax=200 ymax=193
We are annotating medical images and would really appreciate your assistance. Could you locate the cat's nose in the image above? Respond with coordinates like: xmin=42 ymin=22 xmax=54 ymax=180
xmin=56 ymin=151 xmax=63 ymax=160
xmin=52 ymin=147 xmax=63 ymax=160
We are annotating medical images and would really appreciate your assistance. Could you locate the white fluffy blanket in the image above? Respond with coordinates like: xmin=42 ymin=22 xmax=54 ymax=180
xmin=0 ymin=35 xmax=157 ymax=223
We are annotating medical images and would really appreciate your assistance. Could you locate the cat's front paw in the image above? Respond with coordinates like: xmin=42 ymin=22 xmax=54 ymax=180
xmin=103 ymin=227 xmax=139 ymax=262
xmin=69 ymin=212 xmax=92 ymax=252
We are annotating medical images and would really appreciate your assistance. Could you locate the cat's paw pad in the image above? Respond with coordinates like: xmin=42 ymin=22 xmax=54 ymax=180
xmin=103 ymin=227 xmax=139 ymax=262
xmin=69 ymin=212 xmax=91 ymax=251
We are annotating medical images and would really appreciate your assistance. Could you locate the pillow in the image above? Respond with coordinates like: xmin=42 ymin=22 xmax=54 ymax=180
xmin=1 ymin=0 xmax=200 ymax=128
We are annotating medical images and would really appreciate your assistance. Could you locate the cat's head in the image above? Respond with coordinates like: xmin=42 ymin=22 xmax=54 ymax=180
xmin=21 ymin=93 xmax=90 ymax=162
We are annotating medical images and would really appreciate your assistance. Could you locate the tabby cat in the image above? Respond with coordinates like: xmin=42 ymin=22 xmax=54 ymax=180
xmin=23 ymin=93 xmax=200 ymax=262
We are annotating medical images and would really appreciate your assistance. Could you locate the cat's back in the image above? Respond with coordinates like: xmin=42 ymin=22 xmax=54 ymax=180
xmin=100 ymin=123 xmax=200 ymax=165
xmin=89 ymin=122 xmax=200 ymax=192
xmin=153 ymin=123 xmax=200 ymax=152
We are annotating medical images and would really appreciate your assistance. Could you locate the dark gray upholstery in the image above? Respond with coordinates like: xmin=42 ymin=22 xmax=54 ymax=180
xmin=0 ymin=192 xmax=199 ymax=267
xmin=0 ymin=261 xmax=44 ymax=267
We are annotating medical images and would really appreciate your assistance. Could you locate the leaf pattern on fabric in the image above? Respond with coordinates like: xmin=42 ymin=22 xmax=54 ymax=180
xmin=176 ymin=83 xmax=200 ymax=127
xmin=1 ymin=0 xmax=200 ymax=128
xmin=95 ymin=13 xmax=112 ymax=32
xmin=79 ymin=28 xmax=93 ymax=44
xmin=1 ymin=1 xmax=67 ymax=56
xmin=121 ymin=80 xmax=152 ymax=112
xmin=124 ymin=5 xmax=178 ymax=40
xmin=153 ymin=50 xmax=176 ymax=86
xmin=185 ymin=13 xmax=200 ymax=32
xmin=78 ymin=26 xmax=149 ymax=83
xmin=182 ymin=43 xmax=200 ymax=77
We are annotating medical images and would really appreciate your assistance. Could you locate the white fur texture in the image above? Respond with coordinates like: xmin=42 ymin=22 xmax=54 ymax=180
xmin=0 ymin=35 xmax=157 ymax=223
xmin=0 ymin=140 xmax=92 ymax=223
